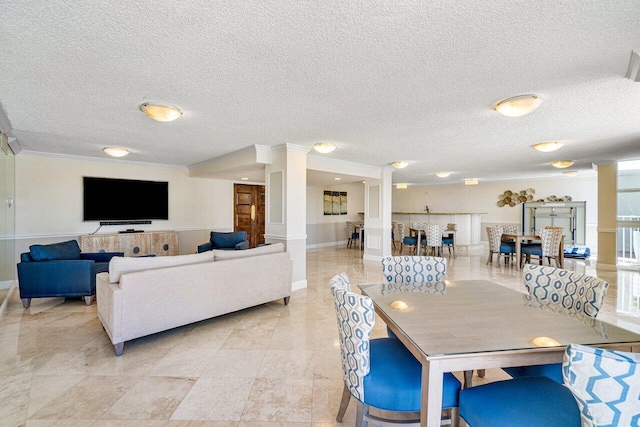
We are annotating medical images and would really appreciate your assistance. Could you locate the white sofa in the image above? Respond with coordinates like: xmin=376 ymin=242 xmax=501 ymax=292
xmin=96 ymin=243 xmax=292 ymax=355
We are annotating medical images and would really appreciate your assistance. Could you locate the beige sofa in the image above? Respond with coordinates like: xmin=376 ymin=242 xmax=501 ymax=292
xmin=96 ymin=243 xmax=292 ymax=355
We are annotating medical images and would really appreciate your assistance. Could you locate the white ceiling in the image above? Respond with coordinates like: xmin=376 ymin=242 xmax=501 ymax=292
xmin=1 ymin=1 xmax=640 ymax=186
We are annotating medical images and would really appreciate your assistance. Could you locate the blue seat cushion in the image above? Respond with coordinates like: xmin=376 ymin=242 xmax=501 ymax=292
xmin=402 ymin=237 xmax=417 ymax=245
xmin=459 ymin=376 xmax=580 ymax=427
xmin=363 ymin=338 xmax=460 ymax=412
xmin=503 ymin=363 xmax=563 ymax=384
xmin=210 ymin=231 xmax=247 ymax=249
xmin=499 ymin=242 xmax=515 ymax=254
xmin=29 ymin=240 xmax=81 ymax=261
xmin=442 ymin=237 xmax=454 ymax=244
xmin=522 ymin=244 xmax=543 ymax=256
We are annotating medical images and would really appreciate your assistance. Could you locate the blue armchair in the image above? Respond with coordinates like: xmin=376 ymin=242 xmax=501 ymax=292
xmin=197 ymin=231 xmax=249 ymax=252
xmin=17 ymin=240 xmax=123 ymax=309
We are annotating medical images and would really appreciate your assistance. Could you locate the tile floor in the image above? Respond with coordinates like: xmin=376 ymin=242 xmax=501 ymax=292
xmin=1 ymin=247 xmax=639 ymax=426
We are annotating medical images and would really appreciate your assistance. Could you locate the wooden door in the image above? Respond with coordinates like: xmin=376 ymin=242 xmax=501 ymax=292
xmin=234 ymin=184 xmax=265 ymax=248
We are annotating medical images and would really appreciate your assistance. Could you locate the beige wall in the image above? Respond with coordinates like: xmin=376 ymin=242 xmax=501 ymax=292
xmin=14 ymin=155 xmax=234 ymax=257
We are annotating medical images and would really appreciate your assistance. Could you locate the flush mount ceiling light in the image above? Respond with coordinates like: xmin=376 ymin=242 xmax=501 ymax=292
xmin=532 ymin=141 xmax=564 ymax=152
xmin=102 ymin=147 xmax=130 ymax=157
xmin=396 ymin=183 xmax=408 ymax=189
xmin=334 ymin=177 xmax=342 ymax=181
xmin=240 ymin=177 xmax=249 ymax=181
xmin=551 ymin=160 xmax=574 ymax=168
xmin=435 ymin=171 xmax=450 ymax=178
xmin=312 ymin=142 xmax=337 ymax=154
xmin=494 ymin=95 xmax=542 ymax=117
xmin=464 ymin=178 xmax=478 ymax=186
xmin=391 ymin=161 xmax=408 ymax=169
xmin=139 ymin=103 xmax=183 ymax=122
xmin=563 ymin=171 xmax=578 ymax=177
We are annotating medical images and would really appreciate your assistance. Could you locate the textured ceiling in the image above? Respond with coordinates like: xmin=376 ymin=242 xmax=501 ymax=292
xmin=1 ymin=1 xmax=640 ymax=185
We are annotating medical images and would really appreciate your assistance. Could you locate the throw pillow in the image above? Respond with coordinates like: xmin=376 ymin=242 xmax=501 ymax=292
xmin=29 ymin=240 xmax=82 ymax=261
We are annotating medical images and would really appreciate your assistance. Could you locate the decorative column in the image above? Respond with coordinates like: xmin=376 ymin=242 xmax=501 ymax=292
xmin=363 ymin=166 xmax=394 ymax=261
xmin=596 ymin=162 xmax=618 ymax=271
xmin=264 ymin=144 xmax=309 ymax=290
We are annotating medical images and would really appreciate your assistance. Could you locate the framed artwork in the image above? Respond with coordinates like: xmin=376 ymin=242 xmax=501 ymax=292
xmin=324 ymin=191 xmax=348 ymax=215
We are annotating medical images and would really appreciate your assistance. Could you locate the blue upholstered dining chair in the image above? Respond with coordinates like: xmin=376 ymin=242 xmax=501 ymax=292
xmin=345 ymin=221 xmax=360 ymax=249
xmin=381 ymin=256 xmax=447 ymax=284
xmin=329 ymin=273 xmax=461 ymax=426
xmin=521 ymin=227 xmax=564 ymax=268
xmin=486 ymin=226 xmax=515 ymax=265
xmin=563 ymin=343 xmax=640 ymax=426
xmin=503 ymin=264 xmax=609 ymax=383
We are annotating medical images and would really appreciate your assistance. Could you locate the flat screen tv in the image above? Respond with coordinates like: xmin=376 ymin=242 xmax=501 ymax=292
xmin=83 ymin=177 xmax=169 ymax=221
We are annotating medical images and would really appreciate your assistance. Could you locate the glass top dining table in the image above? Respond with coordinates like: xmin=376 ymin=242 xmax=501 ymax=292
xmin=358 ymin=280 xmax=640 ymax=427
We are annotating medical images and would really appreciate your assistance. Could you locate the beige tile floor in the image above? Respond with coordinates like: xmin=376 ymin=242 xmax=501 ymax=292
xmin=1 ymin=247 xmax=639 ymax=426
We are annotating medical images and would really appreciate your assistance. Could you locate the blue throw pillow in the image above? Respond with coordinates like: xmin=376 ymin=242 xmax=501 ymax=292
xmin=29 ymin=240 xmax=81 ymax=261
xmin=211 ymin=231 xmax=246 ymax=248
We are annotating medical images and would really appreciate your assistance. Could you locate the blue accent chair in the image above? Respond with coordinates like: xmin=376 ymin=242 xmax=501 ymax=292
xmin=503 ymin=264 xmax=609 ymax=383
xmin=17 ymin=240 xmax=123 ymax=309
xmin=459 ymin=376 xmax=581 ymax=426
xmin=329 ymin=273 xmax=461 ymax=425
xmin=197 ymin=231 xmax=249 ymax=252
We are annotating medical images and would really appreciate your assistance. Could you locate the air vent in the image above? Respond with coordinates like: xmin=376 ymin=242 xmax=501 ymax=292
xmin=626 ymin=50 xmax=640 ymax=82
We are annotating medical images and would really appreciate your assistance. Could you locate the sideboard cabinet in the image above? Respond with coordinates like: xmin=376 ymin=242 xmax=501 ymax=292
xmin=80 ymin=231 xmax=179 ymax=257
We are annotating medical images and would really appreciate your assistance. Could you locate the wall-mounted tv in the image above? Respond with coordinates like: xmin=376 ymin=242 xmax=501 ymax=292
xmin=83 ymin=177 xmax=169 ymax=221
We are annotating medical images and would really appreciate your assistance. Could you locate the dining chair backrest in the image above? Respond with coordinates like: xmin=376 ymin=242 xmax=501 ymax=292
xmin=563 ymin=343 xmax=640 ymax=427
xmin=346 ymin=221 xmax=355 ymax=239
xmin=486 ymin=226 xmax=503 ymax=252
xmin=330 ymin=286 xmax=375 ymax=402
xmin=539 ymin=227 xmax=564 ymax=257
xmin=523 ymin=264 xmax=609 ymax=317
xmin=382 ymin=256 xmax=447 ymax=283
xmin=412 ymin=222 xmax=428 ymax=230
xmin=501 ymin=224 xmax=517 ymax=235
xmin=330 ymin=272 xmax=352 ymax=293
xmin=398 ymin=223 xmax=405 ymax=239
xmin=425 ymin=224 xmax=444 ymax=247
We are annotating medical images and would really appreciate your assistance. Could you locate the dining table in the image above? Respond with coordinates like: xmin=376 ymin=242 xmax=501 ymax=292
xmin=502 ymin=233 xmax=564 ymax=270
xmin=358 ymin=280 xmax=640 ymax=427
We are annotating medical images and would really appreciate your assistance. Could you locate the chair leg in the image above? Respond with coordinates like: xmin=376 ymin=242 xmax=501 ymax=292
xmin=451 ymin=407 xmax=460 ymax=427
xmin=477 ymin=369 xmax=486 ymax=378
xmin=21 ymin=298 xmax=31 ymax=309
xmin=356 ymin=402 xmax=369 ymax=427
xmin=486 ymin=251 xmax=493 ymax=265
xmin=84 ymin=295 xmax=94 ymax=306
xmin=336 ymin=384 xmax=351 ymax=422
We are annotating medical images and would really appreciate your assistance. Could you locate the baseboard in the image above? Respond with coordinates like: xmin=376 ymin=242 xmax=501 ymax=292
xmin=306 ymin=240 xmax=347 ymax=249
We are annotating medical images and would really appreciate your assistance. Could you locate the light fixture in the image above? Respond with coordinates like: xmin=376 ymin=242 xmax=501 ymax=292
xmin=139 ymin=103 xmax=183 ymax=122
xmin=334 ymin=177 xmax=342 ymax=181
xmin=551 ymin=160 xmax=574 ymax=168
xmin=626 ymin=50 xmax=640 ymax=82
xmin=390 ymin=300 xmax=409 ymax=310
xmin=464 ymin=178 xmax=478 ymax=186
xmin=102 ymin=147 xmax=130 ymax=157
xmin=531 ymin=336 xmax=561 ymax=347
xmin=312 ymin=142 xmax=337 ymax=154
xmin=435 ymin=171 xmax=450 ymax=178
xmin=494 ymin=95 xmax=542 ymax=117
xmin=563 ymin=171 xmax=578 ymax=177
xmin=532 ymin=141 xmax=563 ymax=152
xmin=240 ymin=177 xmax=249 ymax=181
xmin=396 ymin=183 xmax=408 ymax=189
xmin=391 ymin=161 xmax=408 ymax=169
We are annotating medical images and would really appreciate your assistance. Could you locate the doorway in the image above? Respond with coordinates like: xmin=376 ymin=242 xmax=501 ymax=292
xmin=234 ymin=184 xmax=265 ymax=248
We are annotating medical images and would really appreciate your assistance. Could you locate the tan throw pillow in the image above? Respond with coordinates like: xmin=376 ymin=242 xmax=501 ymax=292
xmin=109 ymin=251 xmax=214 ymax=283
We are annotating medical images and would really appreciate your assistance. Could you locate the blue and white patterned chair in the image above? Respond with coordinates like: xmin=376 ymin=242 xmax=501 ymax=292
xmin=381 ymin=256 xmax=447 ymax=284
xmin=563 ymin=343 xmax=640 ymax=427
xmin=421 ymin=224 xmax=445 ymax=256
xmin=521 ymin=227 xmax=564 ymax=268
xmin=504 ymin=264 xmax=609 ymax=383
xmin=329 ymin=273 xmax=461 ymax=426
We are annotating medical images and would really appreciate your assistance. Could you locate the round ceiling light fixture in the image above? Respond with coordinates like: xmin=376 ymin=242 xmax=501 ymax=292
xmin=435 ymin=171 xmax=450 ymax=178
xmin=494 ymin=94 xmax=542 ymax=117
xmin=396 ymin=183 xmax=408 ymax=189
xmin=464 ymin=178 xmax=479 ymax=186
xmin=563 ymin=171 xmax=578 ymax=177
xmin=312 ymin=142 xmax=337 ymax=154
xmin=139 ymin=103 xmax=183 ymax=122
xmin=532 ymin=141 xmax=563 ymax=152
xmin=102 ymin=147 xmax=130 ymax=157
xmin=551 ymin=160 xmax=574 ymax=168
xmin=391 ymin=161 xmax=408 ymax=169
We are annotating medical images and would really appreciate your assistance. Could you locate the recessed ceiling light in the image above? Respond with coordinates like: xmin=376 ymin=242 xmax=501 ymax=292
xmin=494 ymin=95 xmax=541 ymax=117
xmin=396 ymin=183 xmax=408 ymax=189
xmin=240 ymin=177 xmax=249 ymax=181
xmin=102 ymin=147 xmax=130 ymax=157
xmin=435 ymin=171 xmax=450 ymax=178
xmin=139 ymin=103 xmax=183 ymax=122
xmin=312 ymin=142 xmax=337 ymax=154
xmin=532 ymin=141 xmax=563 ymax=152
xmin=391 ymin=161 xmax=408 ymax=169
xmin=551 ymin=160 xmax=574 ymax=168
xmin=334 ymin=177 xmax=341 ymax=181
xmin=563 ymin=171 xmax=578 ymax=177
xmin=464 ymin=178 xmax=478 ymax=186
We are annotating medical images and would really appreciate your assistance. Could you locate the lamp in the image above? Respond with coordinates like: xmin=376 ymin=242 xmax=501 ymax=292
xmin=532 ymin=141 xmax=563 ymax=152
xmin=563 ymin=171 xmax=578 ymax=177
xmin=391 ymin=161 xmax=408 ymax=169
xmin=139 ymin=103 xmax=183 ymax=122
xmin=494 ymin=95 xmax=541 ymax=117
xmin=312 ymin=142 xmax=337 ymax=153
xmin=464 ymin=178 xmax=478 ymax=186
xmin=102 ymin=147 xmax=130 ymax=157
xmin=551 ymin=160 xmax=574 ymax=168
xmin=435 ymin=171 xmax=450 ymax=178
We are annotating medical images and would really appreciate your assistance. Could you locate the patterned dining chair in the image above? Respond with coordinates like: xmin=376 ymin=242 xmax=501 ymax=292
xmin=391 ymin=221 xmax=397 ymax=251
xmin=486 ymin=226 xmax=515 ymax=265
xmin=503 ymin=264 xmax=609 ymax=383
xmin=421 ymin=224 xmax=444 ymax=256
xmin=329 ymin=273 xmax=461 ymax=426
xmin=381 ymin=256 xmax=447 ymax=283
xmin=521 ymin=227 xmax=564 ymax=268
xmin=563 ymin=343 xmax=640 ymax=427
xmin=345 ymin=221 xmax=360 ymax=249
xmin=399 ymin=223 xmax=420 ymax=255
